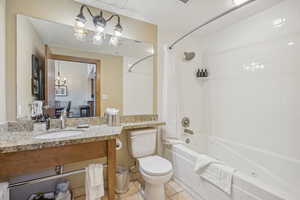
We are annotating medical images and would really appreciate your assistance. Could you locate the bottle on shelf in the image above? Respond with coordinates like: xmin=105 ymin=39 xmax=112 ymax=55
xmin=196 ymin=69 xmax=201 ymax=78
xmin=204 ymin=69 xmax=208 ymax=77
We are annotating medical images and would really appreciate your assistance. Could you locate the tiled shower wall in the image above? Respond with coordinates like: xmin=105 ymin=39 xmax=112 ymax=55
xmin=200 ymin=0 xmax=300 ymax=197
xmin=159 ymin=0 xmax=300 ymax=198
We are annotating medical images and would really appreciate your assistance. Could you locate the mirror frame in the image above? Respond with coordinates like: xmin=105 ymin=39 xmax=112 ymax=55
xmin=45 ymin=45 xmax=101 ymax=117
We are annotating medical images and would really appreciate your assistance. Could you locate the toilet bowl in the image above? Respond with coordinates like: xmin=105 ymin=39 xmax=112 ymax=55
xmin=128 ymin=129 xmax=173 ymax=200
xmin=139 ymin=156 xmax=173 ymax=200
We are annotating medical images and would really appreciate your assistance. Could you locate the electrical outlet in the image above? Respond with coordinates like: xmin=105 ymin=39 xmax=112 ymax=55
xmin=102 ymin=94 xmax=109 ymax=100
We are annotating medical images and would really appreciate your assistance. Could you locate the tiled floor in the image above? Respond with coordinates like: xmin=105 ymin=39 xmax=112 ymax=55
xmin=113 ymin=180 xmax=193 ymax=200
xmin=74 ymin=179 xmax=193 ymax=200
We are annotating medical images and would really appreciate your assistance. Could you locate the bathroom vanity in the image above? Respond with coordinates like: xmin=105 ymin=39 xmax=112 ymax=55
xmin=0 ymin=125 xmax=120 ymax=200
xmin=0 ymin=120 xmax=165 ymax=200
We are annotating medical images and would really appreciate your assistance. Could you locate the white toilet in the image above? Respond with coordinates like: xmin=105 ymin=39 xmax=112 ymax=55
xmin=129 ymin=128 xmax=173 ymax=200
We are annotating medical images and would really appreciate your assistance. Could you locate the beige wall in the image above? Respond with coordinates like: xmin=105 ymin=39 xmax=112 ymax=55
xmin=123 ymin=56 xmax=154 ymax=115
xmin=0 ymin=0 xmax=6 ymax=123
xmin=50 ymin=46 xmax=123 ymax=115
xmin=6 ymin=0 xmax=158 ymax=120
xmin=16 ymin=15 xmax=45 ymax=118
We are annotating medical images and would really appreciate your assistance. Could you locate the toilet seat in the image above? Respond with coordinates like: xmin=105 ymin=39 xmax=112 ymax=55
xmin=139 ymin=155 xmax=173 ymax=176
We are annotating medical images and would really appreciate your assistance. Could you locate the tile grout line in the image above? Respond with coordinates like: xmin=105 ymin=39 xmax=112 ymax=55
xmin=168 ymin=190 xmax=182 ymax=198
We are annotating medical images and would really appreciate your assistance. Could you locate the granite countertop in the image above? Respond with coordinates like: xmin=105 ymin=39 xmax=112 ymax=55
xmin=122 ymin=121 xmax=166 ymax=130
xmin=0 ymin=121 xmax=165 ymax=154
xmin=0 ymin=125 xmax=122 ymax=154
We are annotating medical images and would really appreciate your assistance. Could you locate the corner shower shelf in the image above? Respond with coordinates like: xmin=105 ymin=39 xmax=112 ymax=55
xmin=196 ymin=77 xmax=209 ymax=81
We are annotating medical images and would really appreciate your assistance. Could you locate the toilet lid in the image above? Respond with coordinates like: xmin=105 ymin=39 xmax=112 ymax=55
xmin=139 ymin=156 xmax=173 ymax=176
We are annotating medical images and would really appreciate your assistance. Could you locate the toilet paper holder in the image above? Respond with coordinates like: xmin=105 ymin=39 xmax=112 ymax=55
xmin=116 ymin=138 xmax=122 ymax=150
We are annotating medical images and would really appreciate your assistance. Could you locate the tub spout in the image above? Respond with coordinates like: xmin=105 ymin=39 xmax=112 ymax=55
xmin=184 ymin=128 xmax=194 ymax=135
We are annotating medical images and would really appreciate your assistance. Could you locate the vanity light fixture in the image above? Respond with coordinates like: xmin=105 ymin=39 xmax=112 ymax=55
xmin=75 ymin=10 xmax=87 ymax=28
xmin=114 ymin=22 xmax=123 ymax=37
xmin=93 ymin=11 xmax=106 ymax=33
xmin=74 ymin=5 xmax=123 ymax=43
xmin=55 ymin=62 xmax=67 ymax=87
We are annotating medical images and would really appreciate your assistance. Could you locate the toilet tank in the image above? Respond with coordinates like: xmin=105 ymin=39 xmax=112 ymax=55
xmin=129 ymin=128 xmax=157 ymax=158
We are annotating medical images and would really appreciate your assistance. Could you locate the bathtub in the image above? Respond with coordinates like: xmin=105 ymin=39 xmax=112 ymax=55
xmin=164 ymin=143 xmax=289 ymax=200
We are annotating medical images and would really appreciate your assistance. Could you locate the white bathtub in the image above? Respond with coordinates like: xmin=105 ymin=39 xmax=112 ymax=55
xmin=164 ymin=144 xmax=289 ymax=200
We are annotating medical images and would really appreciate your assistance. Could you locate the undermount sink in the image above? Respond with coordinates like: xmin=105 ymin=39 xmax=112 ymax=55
xmin=34 ymin=130 xmax=84 ymax=139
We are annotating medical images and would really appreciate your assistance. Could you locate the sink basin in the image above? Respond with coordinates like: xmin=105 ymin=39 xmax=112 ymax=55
xmin=34 ymin=130 xmax=83 ymax=139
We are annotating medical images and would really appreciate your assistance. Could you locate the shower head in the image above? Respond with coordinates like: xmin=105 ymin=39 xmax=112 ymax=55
xmin=184 ymin=52 xmax=195 ymax=61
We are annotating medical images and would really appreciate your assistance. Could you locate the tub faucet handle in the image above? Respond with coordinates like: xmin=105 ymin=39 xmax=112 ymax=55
xmin=182 ymin=117 xmax=190 ymax=128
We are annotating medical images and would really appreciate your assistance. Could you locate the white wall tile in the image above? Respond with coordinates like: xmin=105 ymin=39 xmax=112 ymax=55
xmin=160 ymin=0 xmax=300 ymax=198
xmin=201 ymin=0 xmax=300 ymax=197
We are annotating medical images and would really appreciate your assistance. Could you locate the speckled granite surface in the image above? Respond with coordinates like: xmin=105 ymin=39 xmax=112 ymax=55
xmin=0 ymin=122 xmax=8 ymax=132
xmin=49 ymin=115 xmax=158 ymax=129
xmin=50 ymin=117 xmax=107 ymax=129
xmin=0 ymin=120 xmax=165 ymax=154
xmin=0 ymin=125 xmax=122 ymax=154
xmin=8 ymin=120 xmax=33 ymax=132
xmin=122 ymin=121 xmax=165 ymax=130
xmin=120 ymin=115 xmax=158 ymax=123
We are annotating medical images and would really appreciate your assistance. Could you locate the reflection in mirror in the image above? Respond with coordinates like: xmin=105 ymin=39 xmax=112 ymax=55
xmin=16 ymin=15 xmax=155 ymax=119
xmin=54 ymin=61 xmax=97 ymax=118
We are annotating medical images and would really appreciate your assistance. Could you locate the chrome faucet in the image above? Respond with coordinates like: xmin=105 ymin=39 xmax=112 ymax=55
xmin=60 ymin=110 xmax=67 ymax=129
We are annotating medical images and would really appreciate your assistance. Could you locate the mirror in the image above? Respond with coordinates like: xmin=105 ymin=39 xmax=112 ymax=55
xmin=16 ymin=15 xmax=155 ymax=119
xmin=53 ymin=61 xmax=98 ymax=118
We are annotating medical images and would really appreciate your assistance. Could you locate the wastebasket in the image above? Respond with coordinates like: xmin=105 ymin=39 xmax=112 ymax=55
xmin=115 ymin=166 xmax=130 ymax=194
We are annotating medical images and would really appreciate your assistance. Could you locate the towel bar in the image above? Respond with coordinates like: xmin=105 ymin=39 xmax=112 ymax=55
xmin=8 ymin=164 xmax=108 ymax=188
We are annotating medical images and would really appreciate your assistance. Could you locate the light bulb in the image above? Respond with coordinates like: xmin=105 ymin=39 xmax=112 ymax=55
xmin=75 ymin=20 xmax=85 ymax=28
xmin=114 ymin=30 xmax=122 ymax=37
xmin=110 ymin=36 xmax=119 ymax=47
xmin=93 ymin=33 xmax=104 ymax=45
xmin=93 ymin=12 xmax=106 ymax=33
xmin=75 ymin=12 xmax=87 ymax=28
xmin=94 ymin=34 xmax=102 ymax=41
xmin=74 ymin=28 xmax=87 ymax=41
xmin=96 ymin=26 xmax=105 ymax=33
xmin=114 ymin=23 xmax=123 ymax=37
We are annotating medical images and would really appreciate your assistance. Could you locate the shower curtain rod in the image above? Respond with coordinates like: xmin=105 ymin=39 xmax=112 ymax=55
xmin=128 ymin=54 xmax=154 ymax=72
xmin=168 ymin=0 xmax=257 ymax=50
xmin=8 ymin=164 xmax=108 ymax=188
